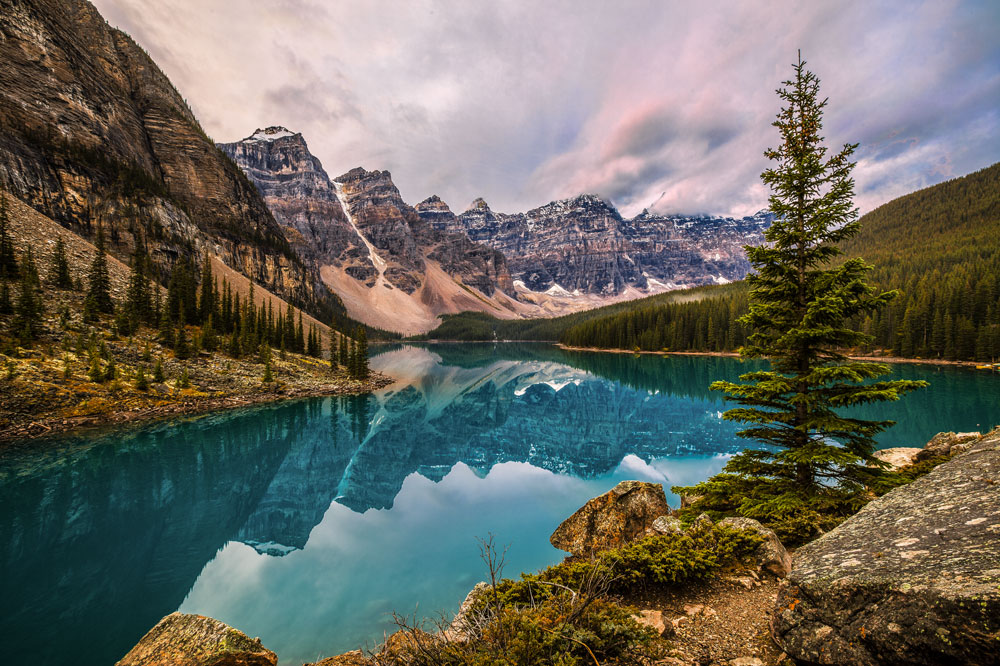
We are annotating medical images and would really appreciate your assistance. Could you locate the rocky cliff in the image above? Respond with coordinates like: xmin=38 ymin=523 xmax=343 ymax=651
xmin=418 ymin=194 xmax=772 ymax=296
xmin=0 ymin=0 xmax=339 ymax=318
xmin=219 ymin=130 xmax=519 ymax=334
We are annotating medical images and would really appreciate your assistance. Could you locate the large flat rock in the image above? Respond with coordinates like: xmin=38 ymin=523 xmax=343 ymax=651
xmin=773 ymin=428 xmax=1000 ymax=665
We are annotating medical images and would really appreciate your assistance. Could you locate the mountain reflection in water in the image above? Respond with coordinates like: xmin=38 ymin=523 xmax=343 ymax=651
xmin=2 ymin=343 xmax=997 ymax=665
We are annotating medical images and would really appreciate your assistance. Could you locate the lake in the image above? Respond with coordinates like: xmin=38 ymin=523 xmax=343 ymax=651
xmin=2 ymin=343 xmax=998 ymax=665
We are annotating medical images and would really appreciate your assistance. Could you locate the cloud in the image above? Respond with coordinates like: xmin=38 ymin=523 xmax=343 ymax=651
xmin=92 ymin=0 xmax=1000 ymax=217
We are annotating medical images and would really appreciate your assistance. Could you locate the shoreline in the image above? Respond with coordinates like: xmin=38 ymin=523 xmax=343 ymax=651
xmin=555 ymin=344 xmax=994 ymax=368
xmin=0 ymin=373 xmax=392 ymax=446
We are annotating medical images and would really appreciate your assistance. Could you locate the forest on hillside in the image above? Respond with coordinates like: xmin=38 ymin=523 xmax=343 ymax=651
xmin=559 ymin=163 xmax=1000 ymax=361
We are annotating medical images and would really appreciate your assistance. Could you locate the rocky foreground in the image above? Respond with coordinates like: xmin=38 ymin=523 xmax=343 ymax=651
xmin=114 ymin=430 xmax=999 ymax=665
xmin=773 ymin=429 xmax=1000 ymax=665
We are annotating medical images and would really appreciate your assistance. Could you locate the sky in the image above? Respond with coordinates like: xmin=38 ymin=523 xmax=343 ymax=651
xmin=92 ymin=0 xmax=1000 ymax=218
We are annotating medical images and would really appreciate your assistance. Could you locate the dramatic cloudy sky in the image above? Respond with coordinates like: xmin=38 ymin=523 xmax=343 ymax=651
xmin=92 ymin=0 xmax=999 ymax=217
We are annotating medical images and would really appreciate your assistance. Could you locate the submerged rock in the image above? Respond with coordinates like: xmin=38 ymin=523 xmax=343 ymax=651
xmin=772 ymin=428 xmax=1000 ymax=665
xmin=550 ymin=480 xmax=670 ymax=556
xmin=115 ymin=612 xmax=277 ymax=666
xmin=718 ymin=516 xmax=792 ymax=577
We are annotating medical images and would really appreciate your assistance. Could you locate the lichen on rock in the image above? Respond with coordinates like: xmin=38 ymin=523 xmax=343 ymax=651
xmin=772 ymin=428 xmax=1000 ymax=665
xmin=115 ymin=612 xmax=277 ymax=666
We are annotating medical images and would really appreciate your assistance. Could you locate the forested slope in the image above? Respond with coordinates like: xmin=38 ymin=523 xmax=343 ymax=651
xmin=560 ymin=162 xmax=1000 ymax=361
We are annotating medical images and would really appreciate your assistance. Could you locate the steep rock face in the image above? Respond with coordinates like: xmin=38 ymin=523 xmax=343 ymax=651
xmin=218 ymin=131 xmax=517 ymax=332
xmin=0 ymin=0 xmax=336 ymax=315
xmin=333 ymin=167 xmax=427 ymax=292
xmin=772 ymin=428 xmax=1000 ymax=665
xmin=217 ymin=128 xmax=357 ymax=268
xmin=421 ymin=193 xmax=771 ymax=296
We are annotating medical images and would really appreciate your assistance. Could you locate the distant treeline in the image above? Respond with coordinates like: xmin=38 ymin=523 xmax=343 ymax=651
xmin=414 ymin=283 xmax=739 ymax=342
xmin=559 ymin=162 xmax=1000 ymax=361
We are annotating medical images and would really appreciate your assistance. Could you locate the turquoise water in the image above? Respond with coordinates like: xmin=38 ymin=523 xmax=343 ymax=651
xmin=1 ymin=343 xmax=997 ymax=665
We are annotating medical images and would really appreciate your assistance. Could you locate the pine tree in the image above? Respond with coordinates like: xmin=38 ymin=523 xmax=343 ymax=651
xmin=175 ymin=326 xmax=190 ymax=360
xmin=13 ymin=246 xmax=43 ymax=342
xmin=125 ymin=242 xmax=151 ymax=331
xmin=202 ymin=314 xmax=218 ymax=353
xmin=84 ymin=226 xmax=114 ymax=320
xmin=329 ymin=329 xmax=338 ymax=372
xmin=339 ymin=333 xmax=348 ymax=367
xmin=307 ymin=324 xmax=320 ymax=357
xmin=153 ymin=356 xmax=165 ymax=382
xmin=88 ymin=354 xmax=103 ymax=383
xmin=673 ymin=55 xmax=927 ymax=543
xmin=50 ymin=236 xmax=73 ymax=288
xmin=177 ymin=366 xmax=190 ymax=389
xmin=135 ymin=365 xmax=149 ymax=391
xmin=296 ymin=311 xmax=305 ymax=353
xmin=0 ymin=193 xmax=17 ymax=279
xmin=198 ymin=253 xmax=215 ymax=323
xmin=227 ymin=331 xmax=241 ymax=358
xmin=355 ymin=326 xmax=369 ymax=379
xmin=158 ymin=307 xmax=175 ymax=348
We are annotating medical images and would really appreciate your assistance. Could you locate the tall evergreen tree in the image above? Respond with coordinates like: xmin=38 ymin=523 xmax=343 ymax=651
xmin=296 ymin=311 xmax=305 ymax=353
xmin=84 ymin=226 xmax=114 ymax=319
xmin=198 ymin=253 xmax=215 ymax=324
xmin=355 ymin=326 xmax=369 ymax=379
xmin=50 ymin=236 xmax=73 ymax=289
xmin=13 ymin=246 xmax=42 ymax=342
xmin=124 ymin=242 xmax=152 ymax=331
xmin=329 ymin=328 xmax=338 ymax=372
xmin=0 ymin=193 xmax=17 ymax=279
xmin=674 ymin=55 xmax=926 ymax=541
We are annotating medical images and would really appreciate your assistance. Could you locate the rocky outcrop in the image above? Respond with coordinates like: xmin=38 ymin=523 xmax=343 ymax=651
xmin=115 ymin=613 xmax=277 ymax=666
xmin=0 ymin=0 xmax=339 ymax=318
xmin=718 ymin=517 xmax=792 ymax=578
xmin=872 ymin=447 xmax=923 ymax=470
xmin=549 ymin=480 xmax=670 ymax=556
xmin=418 ymin=193 xmax=772 ymax=296
xmin=914 ymin=430 xmax=980 ymax=461
xmin=772 ymin=428 xmax=1000 ymax=665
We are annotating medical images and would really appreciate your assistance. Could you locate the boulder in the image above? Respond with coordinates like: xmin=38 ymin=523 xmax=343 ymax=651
xmin=872 ymin=447 xmax=922 ymax=470
xmin=649 ymin=514 xmax=683 ymax=536
xmin=633 ymin=609 xmax=673 ymax=637
xmin=719 ymin=516 xmax=793 ymax=577
xmin=772 ymin=427 xmax=1000 ymax=665
xmin=915 ymin=431 xmax=980 ymax=462
xmin=550 ymin=480 xmax=670 ymax=556
xmin=115 ymin=613 xmax=277 ymax=666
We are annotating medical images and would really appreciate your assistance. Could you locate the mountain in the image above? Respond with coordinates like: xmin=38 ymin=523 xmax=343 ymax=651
xmin=558 ymin=162 xmax=1000 ymax=361
xmin=219 ymin=129 xmax=523 ymax=335
xmin=418 ymin=193 xmax=772 ymax=297
xmin=0 ymin=0 xmax=340 ymax=319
